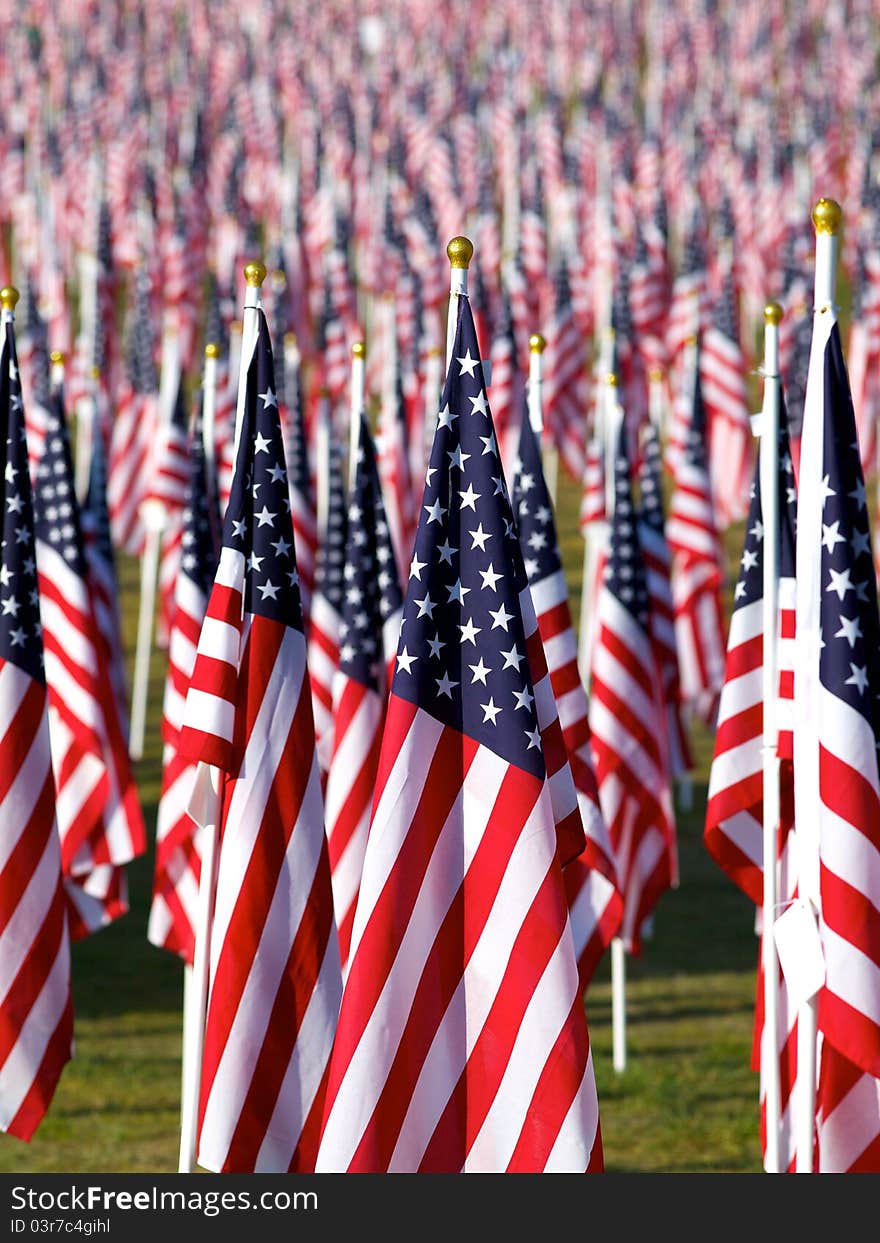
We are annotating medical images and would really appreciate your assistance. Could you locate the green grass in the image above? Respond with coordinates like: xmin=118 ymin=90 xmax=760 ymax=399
xmin=0 ymin=468 xmax=765 ymax=1174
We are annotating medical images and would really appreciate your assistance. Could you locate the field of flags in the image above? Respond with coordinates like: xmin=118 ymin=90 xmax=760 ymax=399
xmin=2 ymin=0 xmax=880 ymax=1175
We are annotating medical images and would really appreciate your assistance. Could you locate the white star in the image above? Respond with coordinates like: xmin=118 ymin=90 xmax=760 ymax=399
xmin=528 ymin=531 xmax=548 ymax=552
xmin=734 ymin=581 xmax=747 ymax=600
xmin=436 ymin=671 xmax=459 ymax=698
xmin=512 ymin=685 xmax=534 ymax=712
xmin=437 ymin=539 xmax=457 ymax=565
xmin=258 ymin=580 xmax=280 ymax=600
xmin=536 ymin=505 xmax=551 ymax=525
xmin=524 ymin=726 xmax=542 ymax=750
xmin=340 ymin=643 xmax=356 ymax=662
xmin=397 ymin=646 xmax=418 ymax=674
xmin=437 ymin=404 xmax=457 ymax=430
xmin=491 ymin=475 xmax=506 ymax=496
xmin=447 ymin=578 xmax=471 ymax=604
xmin=0 ymin=566 xmax=10 ymax=586
xmin=424 ymin=498 xmax=446 ymax=524
xmin=254 ymin=505 xmax=276 ymax=527
xmin=4 ymin=463 xmax=16 ymax=483
xmin=849 ymin=479 xmax=867 ymax=510
xmin=468 ymin=390 xmax=489 ymax=417
xmin=835 ymin=614 xmax=863 ymax=648
xmin=268 ymin=463 xmax=287 ymax=483
xmin=459 ymin=617 xmax=481 ymax=645
xmin=271 ymin=536 xmax=292 ymax=557
xmin=259 ymin=388 xmax=278 ymax=409
xmin=480 ymin=697 xmax=502 ymax=725
xmin=232 ymin=519 xmax=246 ymax=540
xmin=489 ymin=603 xmax=514 ymax=631
xmin=427 ymin=633 xmax=445 ymax=659
xmin=479 ymin=563 xmax=503 ymax=591
xmin=456 ymin=349 xmax=479 ymax=377
xmin=821 ymin=521 xmax=845 ymax=553
xmin=524 ymin=556 xmax=539 ymax=578
xmin=447 ymin=445 xmax=470 ymax=470
xmin=1 ymin=595 xmax=20 ymax=616
xmin=741 ymin=548 xmax=759 ymax=571
xmin=253 ymin=431 xmax=272 ymax=454
xmin=5 ymin=493 xmax=22 ymax=513
xmin=14 ymin=526 xmax=28 ymax=544
xmin=459 ymin=483 xmax=480 ymax=511
xmin=248 ymin=552 xmax=264 ymax=572
xmin=845 ymin=662 xmax=869 ymax=694
xmin=518 ymin=471 xmax=534 ymax=494
xmin=749 ymin=519 xmax=764 ymax=542
xmin=410 ymin=554 xmax=427 ymax=580
xmin=415 ymin=593 xmax=436 ymax=618
xmin=469 ymin=657 xmax=491 ymax=685
xmin=852 ymin=528 xmax=872 ymax=558
xmin=500 ymin=644 xmax=524 ymax=671
xmin=9 ymin=626 xmax=25 ymax=647
xmin=425 ymin=467 xmax=438 ymax=486
xmin=818 ymin=474 xmax=835 ymax=505
xmin=826 ymin=567 xmax=854 ymax=601
xmin=469 ymin=523 xmax=492 ymax=551
xmin=479 ymin=432 xmax=498 ymax=456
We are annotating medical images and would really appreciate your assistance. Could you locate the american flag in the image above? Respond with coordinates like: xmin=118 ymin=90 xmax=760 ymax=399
xmin=665 ymin=218 xmax=706 ymax=371
xmin=34 ymin=381 xmax=146 ymax=935
xmin=308 ymin=428 xmax=348 ymax=776
xmin=847 ymin=244 xmax=880 ymax=479
xmin=512 ymin=405 xmax=622 ymax=989
xmin=700 ymin=256 xmax=752 ymax=527
xmin=794 ymin=314 xmax=880 ymax=1172
xmin=316 ymin=293 xmax=602 ymax=1173
xmin=542 ymin=259 xmax=588 ymax=481
xmin=149 ymin=377 xmax=191 ymax=649
xmin=107 ymin=263 xmax=157 ymax=556
xmin=488 ymin=292 xmax=525 ymax=478
xmin=0 ymin=305 xmax=73 ymax=1141
xmin=637 ymin=418 xmax=692 ymax=781
xmin=325 ymin=412 xmax=403 ymax=972
xmin=588 ymin=421 xmax=677 ymax=954
xmin=177 ymin=308 xmax=341 ymax=1173
xmin=666 ymin=341 xmax=728 ymax=728
xmin=377 ymin=364 xmax=417 ymax=590
xmin=148 ymin=400 xmax=219 ymax=962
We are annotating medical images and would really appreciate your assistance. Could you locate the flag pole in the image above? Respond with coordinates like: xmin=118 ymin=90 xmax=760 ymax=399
xmin=528 ymin=332 xmax=545 ymax=436
xmin=178 ymin=260 xmax=266 ymax=1175
xmin=446 ymin=236 xmax=474 ymax=371
xmin=760 ymin=301 xmax=784 ymax=1174
xmin=201 ymin=343 xmax=221 ymax=549
xmin=350 ymin=341 xmax=366 ymax=490
xmin=795 ymin=199 xmax=842 ymax=1174
xmin=129 ymin=322 xmax=182 ymax=760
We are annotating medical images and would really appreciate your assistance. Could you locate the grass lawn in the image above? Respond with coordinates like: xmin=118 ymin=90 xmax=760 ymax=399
xmin=0 ymin=449 xmax=764 ymax=1174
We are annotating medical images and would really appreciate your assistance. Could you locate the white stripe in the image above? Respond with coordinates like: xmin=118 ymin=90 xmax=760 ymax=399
xmin=818 ymin=1059 xmax=880 ymax=1171
xmin=183 ymin=689 xmax=236 ymax=745
xmin=821 ymin=923 xmax=880 ymax=1029
xmin=544 ymin=1048 xmax=600 ymax=1171
xmin=197 ymin=616 xmax=242 ymax=668
xmin=0 ymin=825 xmax=63 ymax=1004
xmin=0 ymin=929 xmax=69 ymax=1130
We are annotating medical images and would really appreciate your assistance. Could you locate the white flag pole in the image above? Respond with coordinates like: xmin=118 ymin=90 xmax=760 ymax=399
xmin=315 ymin=389 xmax=332 ymax=542
xmin=445 ymin=236 xmax=474 ymax=372
xmin=349 ymin=341 xmax=366 ymax=490
xmin=528 ymin=332 xmax=545 ymax=436
xmin=794 ymin=199 xmax=842 ymax=1174
xmin=759 ymin=301 xmax=783 ymax=1174
xmin=178 ymin=260 xmax=265 ymax=1175
xmin=129 ymin=321 xmax=182 ymax=760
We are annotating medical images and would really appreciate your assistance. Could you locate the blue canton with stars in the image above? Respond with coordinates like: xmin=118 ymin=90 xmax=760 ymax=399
xmin=33 ymin=385 xmax=91 ymax=584
xmin=0 ymin=323 xmax=44 ymax=684
xmin=224 ymin=312 xmax=304 ymax=632
xmin=511 ymin=403 xmax=563 ymax=585
xmin=180 ymin=400 xmax=220 ymax=597
xmin=606 ymin=423 xmax=651 ymax=631
xmin=314 ymin=434 xmax=348 ymax=618
xmin=732 ymin=395 xmax=797 ymax=612
xmin=339 ymin=414 xmax=403 ymax=693
xmin=392 ymin=296 xmax=544 ymax=780
xmin=638 ymin=418 xmax=668 ymax=540
xmin=818 ymin=325 xmax=880 ymax=735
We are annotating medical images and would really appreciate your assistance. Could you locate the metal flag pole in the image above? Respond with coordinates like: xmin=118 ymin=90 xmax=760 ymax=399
xmin=759 ymin=301 xmax=784 ymax=1174
xmin=350 ymin=341 xmax=366 ymax=490
xmin=794 ymin=199 xmax=842 ymax=1175
xmin=129 ymin=318 xmax=182 ymax=761
xmin=446 ymin=236 xmax=474 ymax=371
xmin=201 ymin=343 xmax=221 ymax=552
xmin=528 ymin=333 xmax=546 ymax=437
xmin=178 ymin=261 xmax=265 ymax=1175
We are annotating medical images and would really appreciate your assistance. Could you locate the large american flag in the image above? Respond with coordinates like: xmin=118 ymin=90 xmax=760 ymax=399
xmin=588 ymin=421 xmax=677 ymax=954
xmin=148 ymin=400 xmax=219 ymax=963
xmin=325 ymin=412 xmax=403 ymax=973
xmin=177 ymin=308 xmax=341 ymax=1173
xmin=794 ymin=314 xmax=880 ymax=1172
xmin=666 ymin=341 xmax=728 ymax=728
xmin=316 ymin=294 xmax=602 ymax=1173
xmin=512 ymin=404 xmax=622 ymax=988
xmin=0 ymin=308 xmax=73 ymax=1141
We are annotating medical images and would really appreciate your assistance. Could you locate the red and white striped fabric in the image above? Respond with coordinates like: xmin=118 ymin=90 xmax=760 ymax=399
xmin=148 ymin=380 xmax=191 ymax=649
xmin=178 ymin=310 xmax=341 ymax=1173
xmin=488 ymin=296 xmax=525 ymax=478
xmin=579 ymin=438 xmax=605 ymax=533
xmin=308 ymin=432 xmax=348 ymax=775
xmin=0 ymin=315 xmax=73 ymax=1142
xmin=793 ymin=311 xmax=880 ymax=1171
xmin=325 ymin=415 xmax=402 ymax=972
xmin=316 ymin=295 xmax=600 ymax=1173
xmin=543 ymin=261 xmax=588 ymax=481
xmin=847 ymin=248 xmax=880 ymax=479
xmin=148 ymin=414 xmax=217 ymax=963
xmin=589 ymin=426 xmax=676 ymax=954
xmin=700 ymin=262 xmax=752 ymax=528
xmin=666 ymin=347 xmax=728 ymax=727
xmin=377 ymin=368 xmax=417 ymax=591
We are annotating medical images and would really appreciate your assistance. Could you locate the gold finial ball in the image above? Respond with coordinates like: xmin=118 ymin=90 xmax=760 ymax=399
xmin=352 ymin=341 xmax=366 ymax=359
xmin=648 ymin=366 xmax=665 ymax=382
xmin=764 ymin=302 xmax=784 ymax=326
xmin=205 ymin=342 xmax=220 ymax=359
xmin=243 ymin=260 xmax=267 ymax=288
xmin=0 ymin=286 xmax=19 ymax=311
xmin=50 ymin=350 xmax=65 ymax=365
xmin=812 ymin=198 xmax=842 ymax=236
xmin=284 ymin=332 xmax=298 ymax=347
xmin=446 ymin=236 xmax=474 ymax=270
xmin=90 ymin=365 xmax=101 ymax=379
xmin=606 ymin=372 xmax=619 ymax=387
xmin=529 ymin=333 xmax=546 ymax=354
